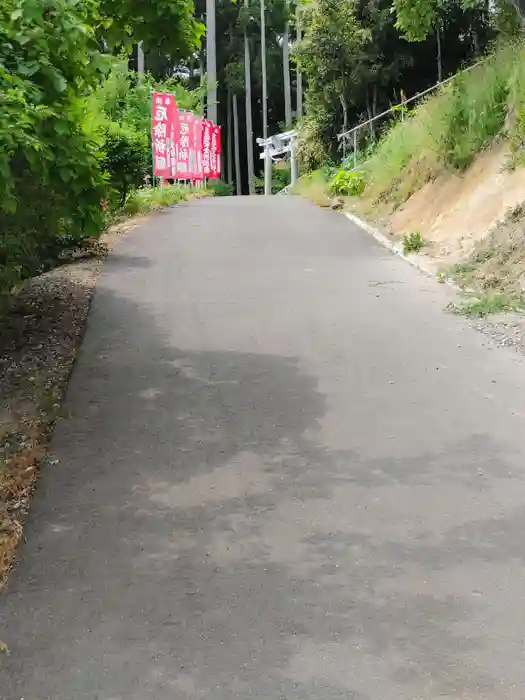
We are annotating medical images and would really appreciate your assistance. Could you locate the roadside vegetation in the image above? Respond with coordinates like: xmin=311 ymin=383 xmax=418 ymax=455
xmin=359 ymin=41 xmax=525 ymax=209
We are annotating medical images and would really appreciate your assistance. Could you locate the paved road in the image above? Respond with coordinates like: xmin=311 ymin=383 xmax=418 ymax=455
xmin=3 ymin=197 xmax=525 ymax=699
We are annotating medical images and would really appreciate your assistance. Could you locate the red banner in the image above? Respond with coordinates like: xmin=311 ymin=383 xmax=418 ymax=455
xmin=189 ymin=114 xmax=204 ymax=181
xmin=201 ymin=119 xmax=213 ymax=178
xmin=210 ymin=125 xmax=221 ymax=179
xmin=151 ymin=92 xmax=177 ymax=178
xmin=151 ymin=94 xmax=220 ymax=182
xmin=175 ymin=112 xmax=203 ymax=180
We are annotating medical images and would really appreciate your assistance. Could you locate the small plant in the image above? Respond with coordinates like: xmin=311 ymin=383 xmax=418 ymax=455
xmin=446 ymin=293 xmax=525 ymax=318
xmin=403 ymin=231 xmax=426 ymax=254
xmin=329 ymin=169 xmax=366 ymax=197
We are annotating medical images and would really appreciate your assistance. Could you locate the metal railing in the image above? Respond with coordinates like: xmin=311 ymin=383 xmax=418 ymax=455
xmin=337 ymin=57 xmax=488 ymax=168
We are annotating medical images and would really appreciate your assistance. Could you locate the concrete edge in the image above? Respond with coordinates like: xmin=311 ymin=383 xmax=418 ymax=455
xmin=344 ymin=211 xmax=458 ymax=289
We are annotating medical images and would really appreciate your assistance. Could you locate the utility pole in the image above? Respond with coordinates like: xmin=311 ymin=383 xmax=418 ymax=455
xmin=244 ymin=0 xmax=255 ymax=194
xmin=261 ymin=0 xmax=268 ymax=138
xmin=206 ymin=0 xmax=218 ymax=124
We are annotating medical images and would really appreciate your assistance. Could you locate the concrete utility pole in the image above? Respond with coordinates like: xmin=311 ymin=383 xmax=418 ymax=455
xmin=206 ymin=0 xmax=218 ymax=124
xmin=261 ymin=0 xmax=268 ymax=138
xmin=244 ymin=0 xmax=255 ymax=194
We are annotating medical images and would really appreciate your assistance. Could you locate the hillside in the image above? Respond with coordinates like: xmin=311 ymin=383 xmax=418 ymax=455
xmin=300 ymin=40 xmax=525 ymax=318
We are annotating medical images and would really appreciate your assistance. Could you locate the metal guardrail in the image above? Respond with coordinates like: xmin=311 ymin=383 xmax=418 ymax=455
xmin=337 ymin=57 xmax=488 ymax=168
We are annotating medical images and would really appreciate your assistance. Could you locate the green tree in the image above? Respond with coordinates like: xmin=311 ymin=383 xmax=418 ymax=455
xmin=393 ymin=0 xmax=523 ymax=41
xmin=98 ymin=0 xmax=205 ymax=61
xmin=0 ymin=0 xmax=108 ymax=299
xmin=295 ymin=0 xmax=369 ymax=132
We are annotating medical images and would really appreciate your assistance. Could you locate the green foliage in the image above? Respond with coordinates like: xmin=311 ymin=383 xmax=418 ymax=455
xmin=361 ymin=41 xmax=525 ymax=207
xmin=393 ymin=0 xmax=524 ymax=42
xmin=123 ymin=184 xmax=191 ymax=215
xmin=403 ymin=231 xmax=426 ymax=254
xmin=0 ymin=0 xmax=204 ymax=304
xmin=297 ymin=114 xmax=331 ymax=171
xmin=206 ymin=179 xmax=233 ymax=196
xmin=254 ymin=162 xmax=292 ymax=194
xmin=0 ymin=0 xmax=108 ymax=302
xmin=443 ymin=52 xmax=510 ymax=168
xmin=97 ymin=0 xmax=204 ymax=61
xmin=100 ymin=122 xmax=149 ymax=204
xmin=329 ymin=169 xmax=366 ymax=196
xmin=446 ymin=293 xmax=525 ymax=317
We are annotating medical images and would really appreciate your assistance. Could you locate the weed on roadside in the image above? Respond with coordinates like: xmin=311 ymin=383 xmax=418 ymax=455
xmin=446 ymin=292 xmax=525 ymax=318
xmin=403 ymin=231 xmax=426 ymax=254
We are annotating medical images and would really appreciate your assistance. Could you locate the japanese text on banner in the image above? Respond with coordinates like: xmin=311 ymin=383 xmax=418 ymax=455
xmin=151 ymin=92 xmax=177 ymax=178
xmin=209 ymin=125 xmax=221 ymax=179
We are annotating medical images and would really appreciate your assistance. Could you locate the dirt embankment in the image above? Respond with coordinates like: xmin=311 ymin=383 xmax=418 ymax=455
xmin=384 ymin=143 xmax=525 ymax=265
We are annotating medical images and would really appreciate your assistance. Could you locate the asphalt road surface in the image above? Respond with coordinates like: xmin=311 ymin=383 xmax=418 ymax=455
xmin=3 ymin=196 xmax=525 ymax=700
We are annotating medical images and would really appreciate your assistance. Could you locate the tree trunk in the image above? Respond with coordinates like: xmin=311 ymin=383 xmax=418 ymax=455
xmin=296 ymin=3 xmax=303 ymax=119
xmin=472 ymin=29 xmax=480 ymax=57
xmin=233 ymin=93 xmax=242 ymax=196
xmin=282 ymin=21 xmax=292 ymax=128
xmin=137 ymin=42 xmax=145 ymax=75
xmin=206 ymin=0 xmax=218 ymax=123
xmin=436 ymin=22 xmax=443 ymax=83
xmin=227 ymin=89 xmax=233 ymax=186
xmin=244 ymin=1 xmax=255 ymax=194
xmin=366 ymin=93 xmax=375 ymax=140
xmin=339 ymin=94 xmax=348 ymax=134
xmin=261 ymin=0 xmax=268 ymax=138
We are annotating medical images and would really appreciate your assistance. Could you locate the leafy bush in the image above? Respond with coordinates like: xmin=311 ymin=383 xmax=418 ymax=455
xmin=329 ymin=169 xmax=365 ymax=196
xmin=0 ymin=0 xmax=107 ymax=303
xmin=207 ymin=179 xmax=233 ymax=196
xmin=100 ymin=122 xmax=149 ymax=205
xmin=403 ymin=231 xmax=426 ymax=254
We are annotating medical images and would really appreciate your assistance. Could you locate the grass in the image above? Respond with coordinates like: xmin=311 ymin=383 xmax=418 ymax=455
xmin=447 ymin=292 xmax=525 ymax=318
xmin=123 ymin=183 xmax=198 ymax=216
xmin=360 ymin=40 xmax=525 ymax=210
xmin=403 ymin=231 xmax=426 ymax=254
xmin=292 ymin=169 xmax=332 ymax=207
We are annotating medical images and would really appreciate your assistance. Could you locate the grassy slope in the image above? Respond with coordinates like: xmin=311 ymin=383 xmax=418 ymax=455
xmin=361 ymin=41 xmax=525 ymax=210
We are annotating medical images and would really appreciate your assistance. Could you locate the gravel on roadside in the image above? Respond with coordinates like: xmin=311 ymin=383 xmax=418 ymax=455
xmin=471 ymin=312 xmax=525 ymax=356
xmin=0 ymin=216 xmax=144 ymax=590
